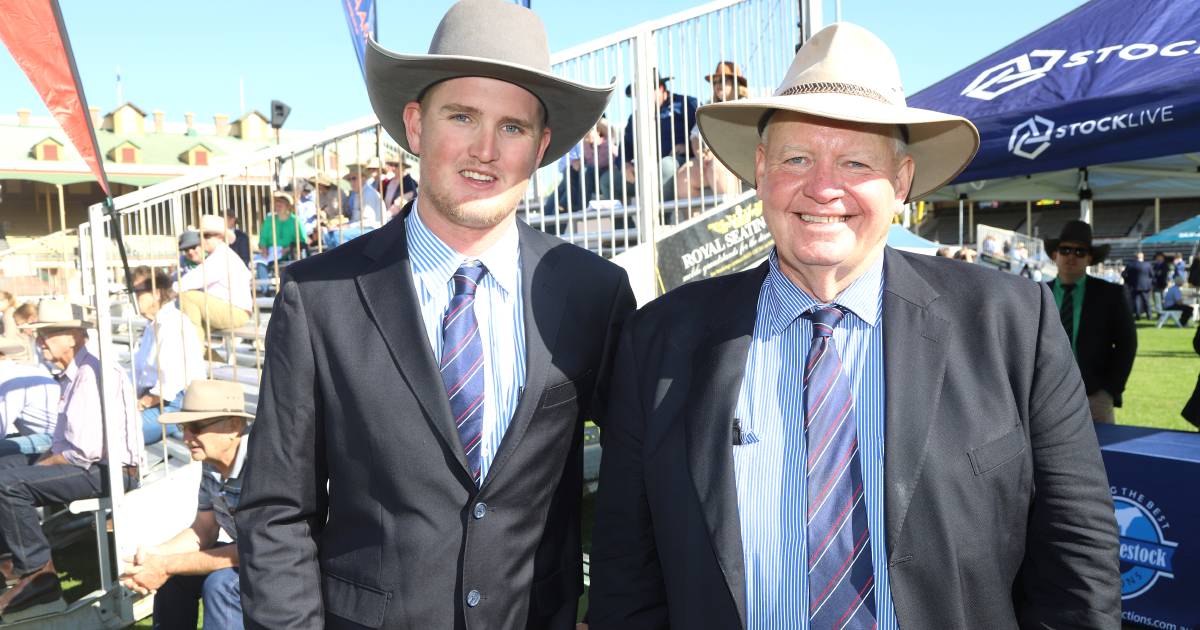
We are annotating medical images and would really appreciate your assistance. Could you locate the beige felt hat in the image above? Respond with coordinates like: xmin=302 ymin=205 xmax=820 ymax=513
xmin=199 ymin=214 xmax=226 ymax=235
xmin=696 ymin=22 xmax=979 ymax=201
xmin=364 ymin=0 xmax=614 ymax=168
xmin=21 ymin=299 xmax=93 ymax=331
xmin=343 ymin=158 xmax=382 ymax=180
xmin=159 ymin=380 xmax=254 ymax=425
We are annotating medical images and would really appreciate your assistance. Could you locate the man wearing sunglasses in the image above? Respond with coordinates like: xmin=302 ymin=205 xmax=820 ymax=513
xmin=119 ymin=379 xmax=253 ymax=630
xmin=1046 ymin=220 xmax=1137 ymax=423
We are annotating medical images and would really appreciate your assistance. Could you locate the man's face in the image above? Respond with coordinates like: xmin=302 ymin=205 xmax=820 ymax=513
xmin=181 ymin=416 xmax=244 ymax=463
xmin=136 ymin=291 xmax=161 ymax=322
xmin=1136 ymin=252 xmax=1145 ymax=261
xmin=36 ymin=329 xmax=78 ymax=367
xmin=754 ymin=112 xmax=913 ymax=287
xmin=201 ymin=233 xmax=223 ymax=254
xmin=402 ymin=76 xmax=551 ymax=231
xmin=1054 ymin=240 xmax=1092 ymax=281
xmin=182 ymin=243 xmax=203 ymax=264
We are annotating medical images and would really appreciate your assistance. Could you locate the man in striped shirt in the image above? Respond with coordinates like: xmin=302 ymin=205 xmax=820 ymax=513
xmin=591 ymin=23 xmax=1119 ymax=630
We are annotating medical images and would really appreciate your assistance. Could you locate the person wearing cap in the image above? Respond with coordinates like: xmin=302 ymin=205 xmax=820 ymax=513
xmin=589 ymin=23 xmax=1119 ymax=630
xmin=0 ymin=335 xmax=58 ymax=456
xmin=176 ymin=214 xmax=254 ymax=333
xmin=324 ymin=161 xmax=386 ymax=249
xmin=705 ymin=60 xmax=750 ymax=104
xmin=119 ymin=379 xmax=252 ymax=630
xmin=0 ymin=300 xmax=141 ymax=615
xmin=1046 ymin=220 xmax=1137 ymax=424
xmin=178 ymin=230 xmax=204 ymax=274
xmin=235 ymin=1 xmax=634 ymax=628
xmin=619 ymin=70 xmax=700 ymax=204
xmin=383 ymin=157 xmax=419 ymax=215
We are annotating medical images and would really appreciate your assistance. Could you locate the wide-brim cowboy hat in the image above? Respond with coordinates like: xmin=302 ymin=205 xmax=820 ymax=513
xmin=696 ymin=22 xmax=979 ymax=201
xmin=21 ymin=299 xmax=93 ymax=331
xmin=343 ymin=158 xmax=382 ymax=180
xmin=705 ymin=61 xmax=748 ymax=87
xmin=364 ymin=0 xmax=614 ymax=169
xmin=1046 ymin=219 xmax=1111 ymax=260
xmin=199 ymin=214 xmax=225 ymax=235
xmin=159 ymin=379 xmax=255 ymax=425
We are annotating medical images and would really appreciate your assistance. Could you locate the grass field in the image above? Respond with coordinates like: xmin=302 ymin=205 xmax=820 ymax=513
xmin=46 ymin=321 xmax=1199 ymax=628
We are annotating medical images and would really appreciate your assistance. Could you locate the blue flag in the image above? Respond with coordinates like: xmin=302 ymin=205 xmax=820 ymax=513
xmin=910 ymin=0 xmax=1200 ymax=184
xmin=341 ymin=0 xmax=377 ymax=79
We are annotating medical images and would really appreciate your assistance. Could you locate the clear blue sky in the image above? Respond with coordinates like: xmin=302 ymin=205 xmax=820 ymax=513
xmin=0 ymin=0 xmax=1087 ymax=131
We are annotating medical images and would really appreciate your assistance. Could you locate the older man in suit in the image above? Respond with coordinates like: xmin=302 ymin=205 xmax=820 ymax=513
xmin=235 ymin=2 xmax=634 ymax=628
xmin=589 ymin=23 xmax=1120 ymax=630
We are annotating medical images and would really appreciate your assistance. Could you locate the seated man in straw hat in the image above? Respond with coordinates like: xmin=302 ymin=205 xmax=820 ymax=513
xmin=590 ymin=23 xmax=1119 ymax=630
xmin=175 ymin=214 xmax=254 ymax=333
xmin=120 ymin=379 xmax=253 ymax=630
xmin=235 ymin=1 xmax=633 ymax=628
xmin=0 ymin=300 xmax=141 ymax=616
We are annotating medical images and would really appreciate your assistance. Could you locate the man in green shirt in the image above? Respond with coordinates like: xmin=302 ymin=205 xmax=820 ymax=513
xmin=1046 ymin=220 xmax=1137 ymax=423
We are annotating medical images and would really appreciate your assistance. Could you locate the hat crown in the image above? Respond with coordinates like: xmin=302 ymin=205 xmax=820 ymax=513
xmin=776 ymin=22 xmax=905 ymax=106
xmin=36 ymin=299 xmax=83 ymax=325
xmin=199 ymin=214 xmax=225 ymax=234
xmin=181 ymin=380 xmax=246 ymax=414
xmin=428 ymin=0 xmax=550 ymax=72
xmin=1058 ymin=220 xmax=1095 ymax=245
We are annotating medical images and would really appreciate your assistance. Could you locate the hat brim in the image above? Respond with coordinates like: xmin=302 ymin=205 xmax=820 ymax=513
xmin=696 ymin=93 xmax=979 ymax=201
xmin=365 ymin=39 xmax=614 ymax=168
xmin=158 ymin=409 xmax=254 ymax=425
xmin=22 ymin=320 xmax=92 ymax=331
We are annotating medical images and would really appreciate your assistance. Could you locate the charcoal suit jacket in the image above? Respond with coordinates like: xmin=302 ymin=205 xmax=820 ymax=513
xmin=589 ymin=248 xmax=1120 ymax=630
xmin=236 ymin=205 xmax=635 ymax=629
xmin=1046 ymin=275 xmax=1137 ymax=407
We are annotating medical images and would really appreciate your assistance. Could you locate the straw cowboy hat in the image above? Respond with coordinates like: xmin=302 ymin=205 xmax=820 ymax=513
xmin=21 ymin=299 xmax=93 ymax=331
xmin=0 ymin=337 xmax=27 ymax=356
xmin=199 ymin=214 xmax=226 ymax=235
xmin=271 ymin=191 xmax=294 ymax=207
xmin=1046 ymin=220 xmax=1111 ymax=261
xmin=343 ymin=158 xmax=382 ymax=180
xmin=696 ymin=22 xmax=979 ymax=201
xmin=364 ymin=0 xmax=614 ymax=168
xmin=159 ymin=379 xmax=255 ymax=425
xmin=705 ymin=61 xmax=748 ymax=87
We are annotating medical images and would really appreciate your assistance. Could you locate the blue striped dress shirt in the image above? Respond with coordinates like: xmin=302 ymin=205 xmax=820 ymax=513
xmin=732 ymin=251 xmax=898 ymax=630
xmin=406 ymin=204 xmax=526 ymax=483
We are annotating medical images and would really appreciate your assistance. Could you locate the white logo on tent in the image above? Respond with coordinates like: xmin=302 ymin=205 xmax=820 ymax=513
xmin=962 ymin=50 xmax=1065 ymax=101
xmin=1009 ymin=115 xmax=1055 ymax=159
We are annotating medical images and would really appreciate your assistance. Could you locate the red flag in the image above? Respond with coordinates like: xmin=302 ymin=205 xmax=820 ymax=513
xmin=0 ymin=0 xmax=110 ymax=196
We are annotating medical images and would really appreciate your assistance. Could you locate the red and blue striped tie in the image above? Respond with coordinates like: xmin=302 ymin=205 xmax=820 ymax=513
xmin=441 ymin=262 xmax=488 ymax=485
xmin=804 ymin=306 xmax=877 ymax=629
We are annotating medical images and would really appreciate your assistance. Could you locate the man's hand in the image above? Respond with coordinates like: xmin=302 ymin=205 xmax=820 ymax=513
xmin=119 ymin=548 xmax=170 ymax=595
xmin=34 ymin=452 xmax=69 ymax=466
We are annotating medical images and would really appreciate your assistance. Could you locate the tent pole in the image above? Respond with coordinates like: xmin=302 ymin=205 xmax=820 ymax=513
xmin=1026 ymin=200 xmax=1032 ymax=238
xmin=1154 ymin=197 xmax=1161 ymax=234
xmin=968 ymin=200 xmax=975 ymax=244
xmin=958 ymin=193 xmax=966 ymax=248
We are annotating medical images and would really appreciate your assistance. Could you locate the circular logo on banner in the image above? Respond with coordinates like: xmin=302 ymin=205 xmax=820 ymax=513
xmin=1113 ymin=495 xmax=1178 ymax=599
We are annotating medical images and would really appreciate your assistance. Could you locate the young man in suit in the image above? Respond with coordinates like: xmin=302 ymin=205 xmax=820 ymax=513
xmin=589 ymin=23 xmax=1120 ymax=630
xmin=235 ymin=1 xmax=634 ymax=628
xmin=1046 ymin=220 xmax=1137 ymax=424
xmin=1123 ymin=251 xmax=1155 ymax=319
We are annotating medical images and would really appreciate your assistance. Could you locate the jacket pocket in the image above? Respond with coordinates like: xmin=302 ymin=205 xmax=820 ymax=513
xmin=542 ymin=369 xmax=593 ymax=410
xmin=968 ymin=427 xmax=1026 ymax=476
xmin=323 ymin=571 xmax=391 ymax=628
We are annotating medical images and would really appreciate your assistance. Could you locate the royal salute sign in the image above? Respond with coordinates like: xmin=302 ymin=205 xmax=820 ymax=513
xmin=655 ymin=193 xmax=773 ymax=291
xmin=1095 ymin=424 xmax=1199 ymax=630
xmin=909 ymin=0 xmax=1200 ymax=185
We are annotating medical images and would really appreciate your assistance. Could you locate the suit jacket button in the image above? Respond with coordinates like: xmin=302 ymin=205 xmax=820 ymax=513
xmin=466 ymin=589 xmax=481 ymax=607
xmin=473 ymin=502 xmax=487 ymax=519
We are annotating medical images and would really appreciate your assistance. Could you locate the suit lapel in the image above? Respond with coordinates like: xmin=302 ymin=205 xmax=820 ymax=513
xmin=881 ymin=249 xmax=950 ymax=558
xmin=684 ymin=263 xmax=766 ymax=628
xmin=355 ymin=205 xmax=473 ymax=482
xmin=481 ymin=222 xmax=567 ymax=487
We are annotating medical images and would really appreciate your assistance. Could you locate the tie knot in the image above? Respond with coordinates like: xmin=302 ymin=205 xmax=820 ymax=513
xmin=1062 ymin=283 xmax=1075 ymax=294
xmin=452 ymin=262 xmax=488 ymax=297
xmin=808 ymin=306 xmax=844 ymax=338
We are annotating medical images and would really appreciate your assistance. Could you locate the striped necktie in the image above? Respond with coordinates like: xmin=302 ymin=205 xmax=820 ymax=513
xmin=441 ymin=262 xmax=488 ymax=485
xmin=804 ymin=306 xmax=877 ymax=629
xmin=1060 ymin=283 xmax=1076 ymax=341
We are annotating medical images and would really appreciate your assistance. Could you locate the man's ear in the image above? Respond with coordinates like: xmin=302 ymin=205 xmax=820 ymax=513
xmin=894 ymin=155 xmax=915 ymax=204
xmin=402 ymin=102 xmax=423 ymax=155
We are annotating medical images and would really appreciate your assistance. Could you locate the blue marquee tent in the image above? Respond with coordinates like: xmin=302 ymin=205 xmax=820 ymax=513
xmin=887 ymin=224 xmax=940 ymax=254
xmin=910 ymin=0 xmax=1200 ymax=201
xmin=1141 ymin=215 xmax=1200 ymax=245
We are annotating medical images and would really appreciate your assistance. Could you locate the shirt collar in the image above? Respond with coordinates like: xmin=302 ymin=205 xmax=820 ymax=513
xmin=208 ymin=432 xmax=249 ymax=483
xmin=62 ymin=345 xmax=90 ymax=382
xmin=764 ymin=248 xmax=884 ymax=335
xmin=407 ymin=199 xmax=521 ymax=297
